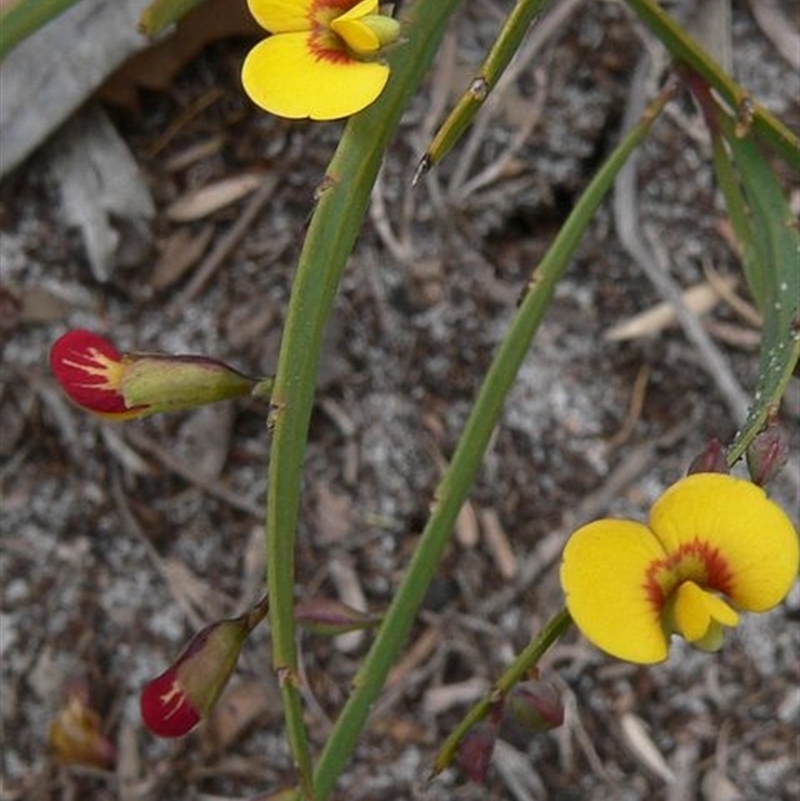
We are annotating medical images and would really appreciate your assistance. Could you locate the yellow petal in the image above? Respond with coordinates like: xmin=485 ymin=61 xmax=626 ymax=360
xmin=560 ymin=520 xmax=670 ymax=664
xmin=649 ymin=474 xmax=799 ymax=611
xmin=247 ymin=0 xmax=313 ymax=33
xmin=242 ymin=34 xmax=389 ymax=120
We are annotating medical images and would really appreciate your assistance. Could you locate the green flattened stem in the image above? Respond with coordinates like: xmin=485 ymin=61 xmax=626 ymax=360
xmin=689 ymin=73 xmax=800 ymax=465
xmin=312 ymin=81 xmax=676 ymax=801
xmin=720 ymin=128 xmax=800 ymax=463
xmin=419 ymin=0 xmax=552 ymax=175
xmin=263 ymin=0 xmax=465 ymax=798
xmin=622 ymin=0 xmax=799 ymax=168
xmin=433 ymin=608 xmax=572 ymax=775
xmin=0 ymin=0 xmax=81 ymax=60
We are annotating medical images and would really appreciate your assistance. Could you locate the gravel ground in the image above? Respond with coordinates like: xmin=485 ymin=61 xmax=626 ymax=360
xmin=1 ymin=1 xmax=798 ymax=799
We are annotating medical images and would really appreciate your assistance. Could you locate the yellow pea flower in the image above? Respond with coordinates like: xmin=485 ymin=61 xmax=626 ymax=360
xmin=560 ymin=474 xmax=798 ymax=664
xmin=241 ymin=0 xmax=401 ymax=120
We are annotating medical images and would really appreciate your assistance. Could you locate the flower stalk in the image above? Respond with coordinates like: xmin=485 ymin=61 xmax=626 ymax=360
xmin=313 ymin=75 xmax=675 ymax=801
xmin=261 ymin=0 xmax=466 ymax=795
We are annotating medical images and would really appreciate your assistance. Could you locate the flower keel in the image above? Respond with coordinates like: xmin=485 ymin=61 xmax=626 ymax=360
xmin=668 ymin=581 xmax=738 ymax=646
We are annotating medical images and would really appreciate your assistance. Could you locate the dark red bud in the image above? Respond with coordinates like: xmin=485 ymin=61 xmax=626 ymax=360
xmin=687 ymin=438 xmax=729 ymax=475
xmin=504 ymin=679 xmax=564 ymax=733
xmin=746 ymin=423 xmax=789 ymax=486
xmin=456 ymin=721 xmax=497 ymax=784
xmin=140 ymin=666 xmax=202 ymax=738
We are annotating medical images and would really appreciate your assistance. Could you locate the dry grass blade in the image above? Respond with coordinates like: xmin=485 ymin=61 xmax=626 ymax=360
xmin=166 ymin=173 xmax=266 ymax=222
xmin=170 ymin=175 xmax=279 ymax=310
xmin=479 ymin=507 xmax=518 ymax=580
xmin=748 ymin=0 xmax=800 ymax=69
xmin=493 ymin=739 xmax=546 ymax=801
xmin=603 ymin=278 xmax=735 ymax=342
xmin=124 ymin=428 xmax=264 ymax=517
xmin=619 ymin=712 xmax=675 ymax=783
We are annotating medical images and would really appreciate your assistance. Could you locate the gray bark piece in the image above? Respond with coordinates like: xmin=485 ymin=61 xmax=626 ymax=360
xmin=47 ymin=104 xmax=155 ymax=283
xmin=0 ymin=0 xmax=151 ymax=178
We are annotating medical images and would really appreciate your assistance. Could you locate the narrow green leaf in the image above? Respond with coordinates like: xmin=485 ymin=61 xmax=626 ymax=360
xmin=422 ymin=0 xmax=551 ymax=171
xmin=623 ymin=0 xmax=800 ymax=169
xmin=725 ymin=134 xmax=800 ymax=462
xmin=709 ymin=134 xmax=764 ymax=310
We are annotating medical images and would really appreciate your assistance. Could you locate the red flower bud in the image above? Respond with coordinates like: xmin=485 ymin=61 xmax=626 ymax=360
xmin=141 ymin=598 xmax=268 ymax=738
xmin=746 ymin=422 xmax=789 ymax=486
xmin=50 ymin=329 xmax=264 ymax=420
xmin=504 ymin=679 xmax=564 ymax=733
xmin=456 ymin=721 xmax=497 ymax=785
xmin=141 ymin=618 xmax=248 ymax=738
xmin=687 ymin=438 xmax=729 ymax=475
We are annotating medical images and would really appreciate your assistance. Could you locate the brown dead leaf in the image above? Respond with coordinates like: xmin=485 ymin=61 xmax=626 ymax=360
xmin=207 ymin=678 xmax=273 ymax=751
xmin=371 ymin=716 xmax=431 ymax=745
xmin=619 ymin=712 xmax=675 ymax=783
xmin=0 ymin=284 xmax=22 ymax=334
xmin=479 ymin=507 xmax=518 ymax=580
xmin=49 ymin=678 xmax=116 ymax=769
xmin=313 ymin=483 xmax=353 ymax=544
xmin=387 ymin=626 xmax=443 ymax=688
xmin=164 ymin=136 xmax=226 ymax=173
xmin=15 ymin=285 xmax=94 ymax=323
xmin=166 ymin=173 xmax=264 ymax=222
xmin=604 ymin=278 xmax=736 ymax=342
xmin=151 ymin=224 xmax=214 ymax=290
xmin=176 ymin=403 xmax=235 ymax=481
xmin=423 ymin=677 xmax=490 ymax=716
xmin=98 ymin=0 xmax=260 ymax=111
xmin=455 ymin=498 xmax=480 ymax=548
xmin=748 ymin=0 xmax=800 ymax=70
xmin=162 ymin=556 xmax=228 ymax=624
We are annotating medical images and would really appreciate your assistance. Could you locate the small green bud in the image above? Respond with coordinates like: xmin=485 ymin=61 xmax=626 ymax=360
xmin=294 ymin=597 xmax=380 ymax=636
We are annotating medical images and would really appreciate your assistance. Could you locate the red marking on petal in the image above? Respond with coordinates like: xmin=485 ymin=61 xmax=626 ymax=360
xmin=307 ymin=29 xmax=355 ymax=64
xmin=140 ymin=669 xmax=201 ymax=738
xmin=307 ymin=0 xmax=372 ymax=63
xmin=644 ymin=539 xmax=735 ymax=613
xmin=644 ymin=566 xmax=666 ymax=612
xmin=50 ymin=330 xmax=142 ymax=415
